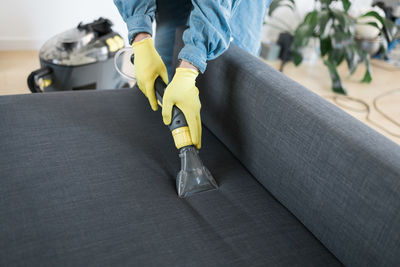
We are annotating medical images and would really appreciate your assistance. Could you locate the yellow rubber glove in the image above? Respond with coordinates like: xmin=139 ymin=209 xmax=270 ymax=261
xmin=162 ymin=68 xmax=202 ymax=149
xmin=132 ymin=38 xmax=168 ymax=111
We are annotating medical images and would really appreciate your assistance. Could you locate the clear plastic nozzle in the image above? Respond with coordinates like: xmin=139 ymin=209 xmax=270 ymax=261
xmin=176 ymin=146 xmax=218 ymax=198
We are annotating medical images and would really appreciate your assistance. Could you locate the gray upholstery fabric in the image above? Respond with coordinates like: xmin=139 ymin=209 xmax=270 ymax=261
xmin=0 ymin=90 xmax=341 ymax=266
xmin=198 ymin=44 xmax=400 ymax=267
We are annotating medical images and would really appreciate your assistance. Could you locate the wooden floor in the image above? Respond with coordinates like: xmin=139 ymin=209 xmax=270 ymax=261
xmin=1 ymin=50 xmax=399 ymax=145
xmin=0 ymin=51 xmax=39 ymax=95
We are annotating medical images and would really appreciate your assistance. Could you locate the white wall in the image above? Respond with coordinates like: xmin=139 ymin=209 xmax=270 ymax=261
xmin=1 ymin=0 xmax=377 ymax=50
xmin=0 ymin=0 xmax=128 ymax=50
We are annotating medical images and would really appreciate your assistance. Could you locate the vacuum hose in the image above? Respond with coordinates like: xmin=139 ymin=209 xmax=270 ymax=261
xmin=27 ymin=67 xmax=52 ymax=93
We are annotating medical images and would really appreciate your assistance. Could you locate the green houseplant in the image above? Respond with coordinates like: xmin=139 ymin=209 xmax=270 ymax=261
xmin=268 ymin=0 xmax=397 ymax=94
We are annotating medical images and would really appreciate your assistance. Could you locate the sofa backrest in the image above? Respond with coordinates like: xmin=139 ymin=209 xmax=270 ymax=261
xmin=196 ymin=44 xmax=400 ymax=267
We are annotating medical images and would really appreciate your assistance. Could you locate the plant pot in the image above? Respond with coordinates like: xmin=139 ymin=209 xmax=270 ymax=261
xmin=356 ymin=36 xmax=383 ymax=56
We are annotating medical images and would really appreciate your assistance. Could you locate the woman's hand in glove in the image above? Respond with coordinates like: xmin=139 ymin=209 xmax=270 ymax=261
xmin=162 ymin=67 xmax=202 ymax=149
xmin=132 ymin=34 xmax=168 ymax=111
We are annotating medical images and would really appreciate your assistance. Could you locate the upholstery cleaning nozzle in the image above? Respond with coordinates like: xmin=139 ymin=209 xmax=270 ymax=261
xmin=177 ymin=146 xmax=217 ymax=198
xmin=153 ymin=77 xmax=218 ymax=198
xmin=126 ymin=54 xmax=218 ymax=198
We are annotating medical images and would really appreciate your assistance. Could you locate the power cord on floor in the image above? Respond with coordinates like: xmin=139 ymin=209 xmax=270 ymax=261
xmin=322 ymin=89 xmax=400 ymax=138
xmin=373 ymin=89 xmax=400 ymax=131
xmin=278 ymin=59 xmax=400 ymax=138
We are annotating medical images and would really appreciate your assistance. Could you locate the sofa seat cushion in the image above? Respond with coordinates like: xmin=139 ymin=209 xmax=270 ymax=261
xmin=0 ymin=89 xmax=341 ymax=266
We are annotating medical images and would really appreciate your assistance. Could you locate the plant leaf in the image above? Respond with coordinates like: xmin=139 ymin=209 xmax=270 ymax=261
xmin=320 ymin=0 xmax=333 ymax=5
xmin=362 ymin=68 xmax=372 ymax=83
xmin=361 ymin=11 xmax=384 ymax=25
xmin=332 ymin=10 xmax=347 ymax=29
xmin=360 ymin=21 xmax=382 ymax=31
xmin=324 ymin=59 xmax=346 ymax=94
xmin=268 ymin=0 xmax=294 ymax=16
xmin=331 ymin=31 xmax=352 ymax=49
xmin=293 ymin=25 xmax=312 ymax=49
xmin=317 ymin=10 xmax=331 ymax=37
xmin=345 ymin=45 xmax=361 ymax=75
xmin=292 ymin=50 xmax=303 ymax=66
xmin=361 ymin=52 xmax=372 ymax=83
xmin=320 ymin=37 xmax=332 ymax=56
xmin=342 ymin=0 xmax=351 ymax=12
xmin=362 ymin=11 xmax=397 ymax=42
xmin=292 ymin=11 xmax=318 ymax=50
xmin=383 ymin=18 xmax=397 ymax=42
xmin=379 ymin=38 xmax=389 ymax=57
xmin=303 ymin=10 xmax=319 ymax=25
xmin=329 ymin=49 xmax=345 ymax=66
xmin=268 ymin=0 xmax=281 ymax=16
xmin=332 ymin=10 xmax=356 ymax=34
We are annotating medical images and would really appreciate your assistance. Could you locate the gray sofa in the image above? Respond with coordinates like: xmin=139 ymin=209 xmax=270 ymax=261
xmin=1 ymin=44 xmax=400 ymax=267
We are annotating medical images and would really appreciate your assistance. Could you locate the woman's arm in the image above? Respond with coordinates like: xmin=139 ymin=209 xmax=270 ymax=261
xmin=178 ymin=0 xmax=242 ymax=73
xmin=113 ymin=0 xmax=156 ymax=43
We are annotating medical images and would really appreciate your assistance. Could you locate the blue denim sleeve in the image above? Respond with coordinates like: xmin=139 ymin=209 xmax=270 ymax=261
xmin=113 ymin=0 xmax=156 ymax=43
xmin=178 ymin=0 xmax=242 ymax=73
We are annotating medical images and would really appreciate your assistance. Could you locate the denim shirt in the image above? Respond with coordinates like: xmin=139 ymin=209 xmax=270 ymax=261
xmin=114 ymin=0 xmax=269 ymax=73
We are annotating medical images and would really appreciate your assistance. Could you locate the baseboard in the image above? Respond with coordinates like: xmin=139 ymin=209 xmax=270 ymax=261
xmin=0 ymin=37 xmax=45 ymax=50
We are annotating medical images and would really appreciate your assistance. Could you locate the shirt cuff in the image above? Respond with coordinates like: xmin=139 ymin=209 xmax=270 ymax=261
xmin=178 ymin=44 xmax=208 ymax=73
xmin=126 ymin=14 xmax=153 ymax=44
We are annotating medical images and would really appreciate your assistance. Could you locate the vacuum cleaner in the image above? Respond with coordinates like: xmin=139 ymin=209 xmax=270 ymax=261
xmin=27 ymin=17 xmax=126 ymax=93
